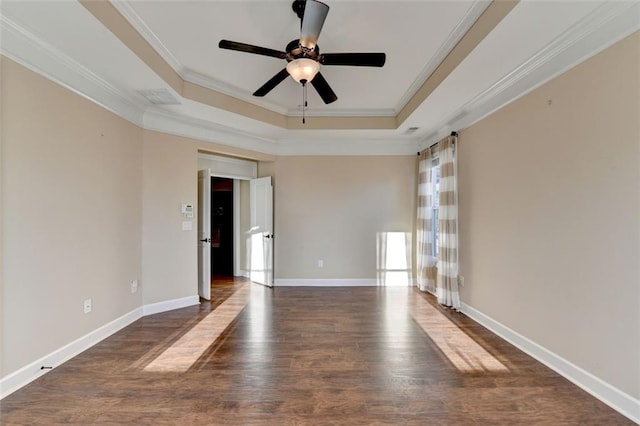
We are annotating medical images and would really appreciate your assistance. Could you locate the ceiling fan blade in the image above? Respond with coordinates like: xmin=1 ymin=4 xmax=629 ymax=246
xmin=310 ymin=72 xmax=337 ymax=104
xmin=300 ymin=0 xmax=329 ymax=49
xmin=320 ymin=53 xmax=386 ymax=67
xmin=253 ymin=68 xmax=290 ymax=97
xmin=219 ymin=40 xmax=287 ymax=59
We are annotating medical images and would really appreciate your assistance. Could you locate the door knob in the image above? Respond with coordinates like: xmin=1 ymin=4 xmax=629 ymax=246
xmin=200 ymin=238 xmax=211 ymax=243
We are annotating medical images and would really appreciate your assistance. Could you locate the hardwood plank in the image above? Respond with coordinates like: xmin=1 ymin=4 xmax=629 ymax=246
xmin=0 ymin=281 xmax=632 ymax=424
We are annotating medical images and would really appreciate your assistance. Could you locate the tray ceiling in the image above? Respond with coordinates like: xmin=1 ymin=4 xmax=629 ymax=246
xmin=1 ymin=0 xmax=638 ymax=154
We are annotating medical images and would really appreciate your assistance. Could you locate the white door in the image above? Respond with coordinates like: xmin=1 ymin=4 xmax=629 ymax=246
xmin=249 ymin=177 xmax=273 ymax=287
xmin=197 ymin=169 xmax=211 ymax=300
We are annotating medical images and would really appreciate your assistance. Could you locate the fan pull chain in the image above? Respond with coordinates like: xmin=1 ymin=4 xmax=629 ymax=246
xmin=302 ymin=82 xmax=308 ymax=124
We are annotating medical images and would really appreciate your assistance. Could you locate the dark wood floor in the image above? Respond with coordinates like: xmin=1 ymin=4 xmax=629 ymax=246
xmin=1 ymin=279 xmax=632 ymax=425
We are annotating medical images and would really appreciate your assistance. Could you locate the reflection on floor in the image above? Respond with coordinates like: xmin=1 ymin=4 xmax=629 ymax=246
xmin=143 ymin=284 xmax=250 ymax=372
xmin=209 ymin=275 xmax=249 ymax=308
xmin=0 ymin=282 xmax=631 ymax=424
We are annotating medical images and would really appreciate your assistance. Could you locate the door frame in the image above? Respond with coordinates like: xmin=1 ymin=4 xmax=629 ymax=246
xmin=233 ymin=179 xmax=241 ymax=277
xmin=197 ymin=153 xmax=259 ymax=281
xmin=197 ymin=169 xmax=212 ymax=300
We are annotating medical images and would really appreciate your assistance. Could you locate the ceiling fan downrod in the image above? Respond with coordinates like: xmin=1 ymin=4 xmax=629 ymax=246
xmin=292 ymin=0 xmax=306 ymax=21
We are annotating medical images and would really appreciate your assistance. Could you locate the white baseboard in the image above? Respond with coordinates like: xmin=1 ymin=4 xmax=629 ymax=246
xmin=142 ymin=295 xmax=200 ymax=316
xmin=1 ymin=294 xmax=200 ymax=400
xmin=275 ymin=278 xmax=376 ymax=287
xmin=460 ymin=302 xmax=640 ymax=423
xmin=274 ymin=278 xmax=414 ymax=287
xmin=0 ymin=307 xmax=143 ymax=400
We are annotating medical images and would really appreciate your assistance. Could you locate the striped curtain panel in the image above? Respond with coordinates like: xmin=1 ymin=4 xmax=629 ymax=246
xmin=416 ymin=148 xmax=437 ymax=293
xmin=436 ymin=136 xmax=460 ymax=309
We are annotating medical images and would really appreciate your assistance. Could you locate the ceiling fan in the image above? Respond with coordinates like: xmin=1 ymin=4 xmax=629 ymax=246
xmin=218 ymin=0 xmax=386 ymax=107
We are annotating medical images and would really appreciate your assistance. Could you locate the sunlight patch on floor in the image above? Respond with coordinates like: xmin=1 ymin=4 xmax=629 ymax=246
xmin=143 ymin=284 xmax=250 ymax=372
xmin=409 ymin=296 xmax=509 ymax=373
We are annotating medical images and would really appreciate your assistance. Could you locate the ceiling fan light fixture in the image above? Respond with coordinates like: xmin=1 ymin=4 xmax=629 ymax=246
xmin=286 ymin=58 xmax=320 ymax=84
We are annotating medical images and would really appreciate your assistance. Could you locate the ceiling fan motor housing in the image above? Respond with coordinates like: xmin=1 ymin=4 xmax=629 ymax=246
xmin=286 ymin=39 xmax=319 ymax=62
xmin=218 ymin=0 xmax=383 ymax=105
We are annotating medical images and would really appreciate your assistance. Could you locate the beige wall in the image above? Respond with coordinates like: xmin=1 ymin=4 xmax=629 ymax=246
xmin=0 ymin=57 xmax=5 ymax=375
xmin=272 ymin=156 xmax=416 ymax=280
xmin=458 ymin=32 xmax=639 ymax=398
xmin=4 ymin=28 xmax=636 ymax=408
xmin=141 ymin=130 xmax=198 ymax=304
xmin=1 ymin=57 xmax=143 ymax=375
xmin=140 ymin=135 xmax=273 ymax=304
xmin=140 ymin=135 xmax=271 ymax=302
xmin=141 ymin=136 xmax=271 ymax=303
xmin=0 ymin=56 xmax=274 ymax=379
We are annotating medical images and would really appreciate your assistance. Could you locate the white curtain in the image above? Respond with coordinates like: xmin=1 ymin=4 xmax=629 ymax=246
xmin=415 ymin=135 xmax=460 ymax=309
xmin=416 ymin=148 xmax=437 ymax=293
xmin=436 ymin=136 xmax=460 ymax=309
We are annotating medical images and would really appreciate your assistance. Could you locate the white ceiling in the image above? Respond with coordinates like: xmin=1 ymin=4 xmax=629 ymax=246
xmin=1 ymin=0 xmax=638 ymax=155
xmin=124 ymin=0 xmax=477 ymax=113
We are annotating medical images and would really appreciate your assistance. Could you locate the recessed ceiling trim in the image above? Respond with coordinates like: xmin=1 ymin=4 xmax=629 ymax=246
xmin=109 ymin=0 xmax=411 ymax=120
xmin=185 ymin=67 xmax=399 ymax=119
xmin=143 ymin=109 xmax=278 ymax=155
xmin=82 ymin=0 xmax=401 ymax=129
xmin=6 ymin=1 xmax=632 ymax=158
xmin=182 ymin=80 xmax=287 ymax=128
xmin=417 ymin=2 xmax=640 ymax=151
xmin=182 ymin=67 xmax=290 ymax=115
xmin=276 ymin=138 xmax=419 ymax=156
xmin=0 ymin=11 xmax=414 ymax=156
xmin=394 ymin=0 xmax=491 ymax=114
xmin=285 ymin=115 xmax=396 ymax=130
xmin=83 ymin=0 xmax=515 ymax=131
xmin=110 ymin=0 xmax=185 ymax=75
xmin=78 ymin=0 xmax=183 ymax=94
xmin=397 ymin=0 xmax=519 ymax=126
xmin=0 ymin=14 xmax=146 ymax=126
xmin=463 ymin=0 xmax=640 ymax=115
xmin=287 ymin=108 xmax=397 ymax=118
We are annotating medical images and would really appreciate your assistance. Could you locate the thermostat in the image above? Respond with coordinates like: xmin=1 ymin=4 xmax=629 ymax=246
xmin=181 ymin=203 xmax=194 ymax=218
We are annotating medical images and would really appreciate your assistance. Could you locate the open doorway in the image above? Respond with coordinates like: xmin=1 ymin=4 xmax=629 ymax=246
xmin=197 ymin=153 xmax=272 ymax=299
xmin=210 ymin=178 xmax=234 ymax=279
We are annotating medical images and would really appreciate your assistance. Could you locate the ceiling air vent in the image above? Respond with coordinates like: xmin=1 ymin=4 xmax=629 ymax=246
xmin=404 ymin=127 xmax=420 ymax=135
xmin=138 ymin=88 xmax=181 ymax=105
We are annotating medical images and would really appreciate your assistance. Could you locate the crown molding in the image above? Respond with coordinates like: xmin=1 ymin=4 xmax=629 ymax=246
xmin=110 ymin=0 xmax=185 ymax=76
xmin=394 ymin=0 xmax=492 ymax=114
xmin=109 ymin=0 xmax=407 ymax=120
xmin=0 ymin=15 xmax=146 ymax=127
xmin=186 ymin=67 xmax=398 ymax=119
xmin=181 ymin=67 xmax=291 ymax=115
xmin=5 ymin=1 xmax=636 ymax=157
xmin=276 ymin=137 xmax=419 ymax=156
xmin=0 ymin=12 xmax=414 ymax=157
xmin=286 ymin=107 xmax=397 ymax=118
xmin=143 ymin=108 xmax=278 ymax=154
xmin=418 ymin=1 xmax=640 ymax=150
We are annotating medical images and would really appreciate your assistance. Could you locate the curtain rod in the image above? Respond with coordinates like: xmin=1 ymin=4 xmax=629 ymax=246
xmin=417 ymin=131 xmax=458 ymax=156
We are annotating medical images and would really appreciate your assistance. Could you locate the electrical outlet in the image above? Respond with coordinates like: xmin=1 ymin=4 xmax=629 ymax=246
xmin=317 ymin=259 xmax=324 ymax=268
xmin=130 ymin=280 xmax=138 ymax=294
xmin=83 ymin=299 xmax=92 ymax=314
xmin=458 ymin=275 xmax=465 ymax=287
